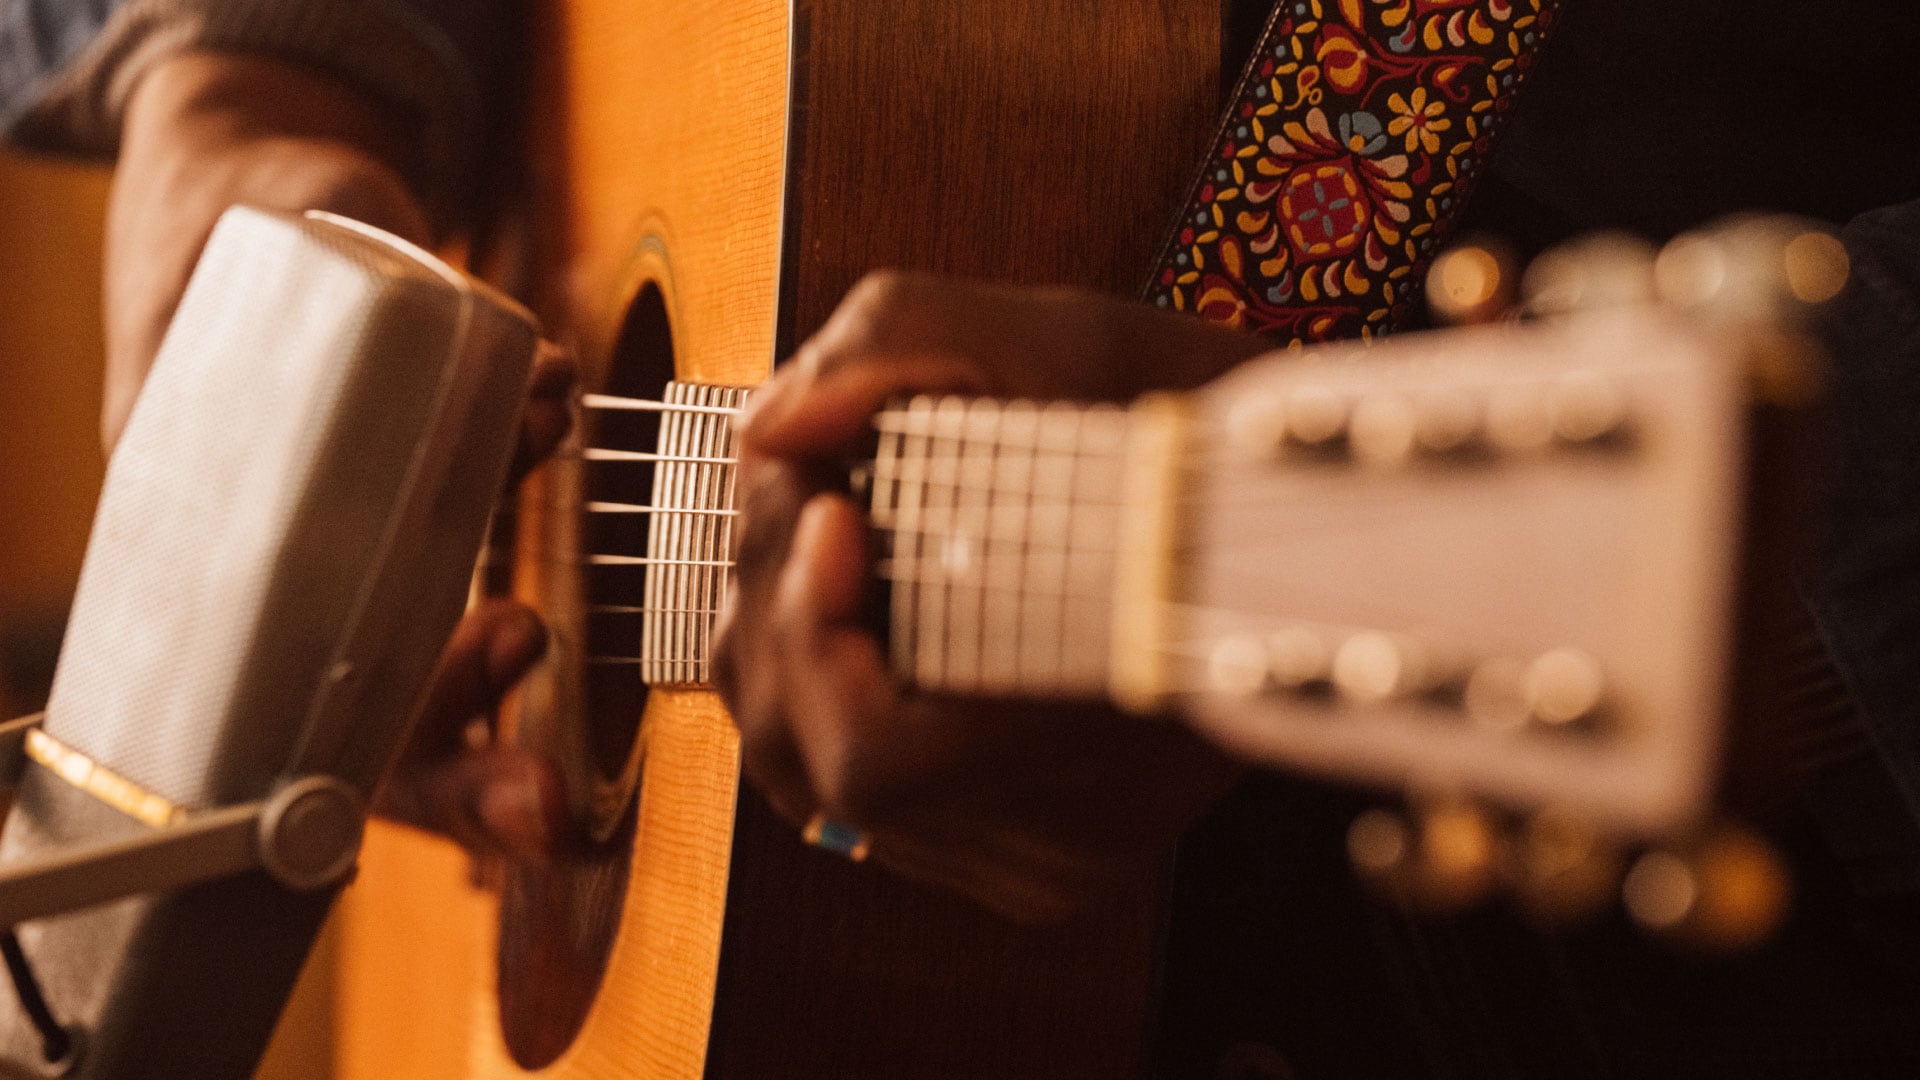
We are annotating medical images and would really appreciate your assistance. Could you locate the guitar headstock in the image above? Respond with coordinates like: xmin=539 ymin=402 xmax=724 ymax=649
xmin=1155 ymin=220 xmax=1841 ymax=941
xmin=1176 ymin=308 xmax=1742 ymax=828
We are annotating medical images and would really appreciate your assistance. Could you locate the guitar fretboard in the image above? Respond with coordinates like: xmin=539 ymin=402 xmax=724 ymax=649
xmin=868 ymin=396 xmax=1132 ymax=699
xmin=637 ymin=382 xmax=749 ymax=686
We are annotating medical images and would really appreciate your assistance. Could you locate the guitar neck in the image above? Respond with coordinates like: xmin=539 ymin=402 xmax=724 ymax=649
xmin=856 ymin=300 xmax=1786 ymax=846
xmin=866 ymin=395 xmax=1156 ymax=702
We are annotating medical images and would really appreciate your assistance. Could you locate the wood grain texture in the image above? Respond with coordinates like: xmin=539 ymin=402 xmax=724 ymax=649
xmin=331 ymin=823 xmax=492 ymax=1080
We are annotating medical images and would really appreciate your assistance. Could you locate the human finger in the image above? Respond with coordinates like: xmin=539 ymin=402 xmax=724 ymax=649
xmin=402 ymin=597 xmax=546 ymax=762
xmin=374 ymin=744 xmax=571 ymax=864
xmin=508 ymin=340 xmax=578 ymax=485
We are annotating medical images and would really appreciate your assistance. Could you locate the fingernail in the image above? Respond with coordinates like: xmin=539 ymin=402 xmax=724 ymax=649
xmin=476 ymin=778 xmax=554 ymax=863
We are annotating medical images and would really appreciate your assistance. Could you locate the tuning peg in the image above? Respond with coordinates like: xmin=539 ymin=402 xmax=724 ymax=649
xmin=1206 ymin=635 xmax=1274 ymax=698
xmin=1349 ymin=395 xmax=1419 ymax=468
xmin=1414 ymin=801 xmax=1501 ymax=908
xmin=1547 ymin=371 xmax=1631 ymax=448
xmin=1622 ymin=826 xmax=1790 ymax=951
xmin=1224 ymin=387 xmax=1350 ymax=462
xmin=1283 ymin=386 xmax=1349 ymax=452
xmin=1656 ymin=217 xmax=1849 ymax=319
xmin=1428 ymin=238 xmax=1519 ymax=326
xmin=1205 ymin=628 xmax=1335 ymax=698
xmin=1349 ymin=801 xmax=1501 ymax=911
xmin=1524 ymin=648 xmax=1606 ymax=728
xmin=1521 ymin=233 xmax=1658 ymax=317
xmin=1332 ymin=631 xmax=1437 ymax=704
xmin=1509 ymin=810 xmax=1623 ymax=925
xmin=1463 ymin=649 xmax=1606 ymax=734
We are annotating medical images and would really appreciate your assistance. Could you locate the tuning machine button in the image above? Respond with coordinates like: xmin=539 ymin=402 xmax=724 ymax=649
xmin=1349 ymin=396 xmax=1418 ymax=468
xmin=1623 ymin=827 xmax=1789 ymax=951
xmin=1525 ymin=648 xmax=1606 ymax=727
xmin=1522 ymin=233 xmax=1658 ymax=316
xmin=1350 ymin=801 xmax=1500 ymax=910
xmin=1656 ymin=220 xmax=1849 ymax=317
xmin=1205 ymin=628 xmax=1333 ymax=698
xmin=1548 ymin=372 xmax=1631 ymax=448
xmin=1332 ymin=632 xmax=1432 ymax=704
xmin=1283 ymin=386 xmax=1349 ymax=453
xmin=1428 ymin=240 xmax=1518 ymax=326
xmin=1206 ymin=636 xmax=1273 ymax=698
xmin=1267 ymin=627 xmax=1332 ymax=691
xmin=1225 ymin=387 xmax=1351 ymax=463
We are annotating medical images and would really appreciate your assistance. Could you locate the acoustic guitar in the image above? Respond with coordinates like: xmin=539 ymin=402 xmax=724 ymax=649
xmin=335 ymin=3 xmax=1222 ymax=1079
xmin=328 ymin=5 xmax=1826 ymax=1079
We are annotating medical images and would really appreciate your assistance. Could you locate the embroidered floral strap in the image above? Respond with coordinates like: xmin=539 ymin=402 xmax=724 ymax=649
xmin=1147 ymin=0 xmax=1564 ymax=344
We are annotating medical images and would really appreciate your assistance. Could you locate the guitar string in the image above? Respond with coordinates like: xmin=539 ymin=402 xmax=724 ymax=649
xmin=560 ymin=400 xmax=1602 ymax=694
xmin=582 ymin=392 xmax=743 ymax=416
xmin=560 ymin=395 xmax=1278 ymax=678
xmin=586 ymin=502 xmax=738 ymax=515
xmin=573 ymin=448 xmax=741 ymax=465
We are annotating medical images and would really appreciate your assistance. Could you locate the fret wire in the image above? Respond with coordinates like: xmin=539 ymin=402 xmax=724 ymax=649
xmin=638 ymin=390 xmax=671 ymax=678
xmin=871 ymin=415 xmax=904 ymax=674
xmin=1059 ymin=409 xmax=1092 ymax=688
xmin=660 ymin=388 xmax=693 ymax=679
xmin=691 ymin=386 xmax=731 ymax=681
xmin=983 ymin=403 xmax=1038 ymax=690
xmin=914 ymin=400 xmax=957 ymax=685
xmin=678 ymin=388 xmax=703 ymax=682
xmin=941 ymin=401 xmax=998 ymax=690
xmin=587 ymin=501 xmax=739 ymax=516
xmin=582 ymin=393 xmax=743 ymax=416
xmin=1026 ymin=405 xmax=1080 ymax=688
xmin=718 ymin=388 xmax=745 ymax=675
xmin=862 ymin=395 xmax=1133 ymax=696
xmin=718 ymin=388 xmax=748 ymax=672
xmin=580 ymin=448 xmax=739 ymax=465
xmin=892 ymin=399 xmax=932 ymax=679
xmin=678 ymin=383 xmax=709 ymax=679
xmin=662 ymin=385 xmax=701 ymax=680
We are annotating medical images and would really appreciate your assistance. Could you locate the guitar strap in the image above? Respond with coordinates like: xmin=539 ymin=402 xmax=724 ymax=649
xmin=1148 ymin=0 xmax=1566 ymax=344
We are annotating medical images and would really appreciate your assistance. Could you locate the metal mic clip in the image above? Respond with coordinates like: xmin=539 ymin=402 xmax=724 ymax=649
xmin=0 ymin=713 xmax=366 ymax=929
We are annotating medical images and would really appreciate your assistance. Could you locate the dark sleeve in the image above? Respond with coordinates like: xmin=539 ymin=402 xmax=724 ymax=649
xmin=0 ymin=0 xmax=521 ymax=228
xmin=1800 ymin=197 xmax=1920 ymax=895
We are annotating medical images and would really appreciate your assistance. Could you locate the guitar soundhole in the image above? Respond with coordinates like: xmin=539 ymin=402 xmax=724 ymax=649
xmin=582 ymin=282 xmax=678 ymax=798
xmin=496 ymin=282 xmax=678 ymax=1070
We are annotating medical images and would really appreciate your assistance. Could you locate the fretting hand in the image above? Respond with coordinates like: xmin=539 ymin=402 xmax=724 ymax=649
xmin=715 ymin=273 xmax=1264 ymax=920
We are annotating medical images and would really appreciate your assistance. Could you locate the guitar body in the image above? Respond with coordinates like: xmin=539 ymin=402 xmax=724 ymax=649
xmin=344 ymin=4 xmax=1224 ymax=1079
